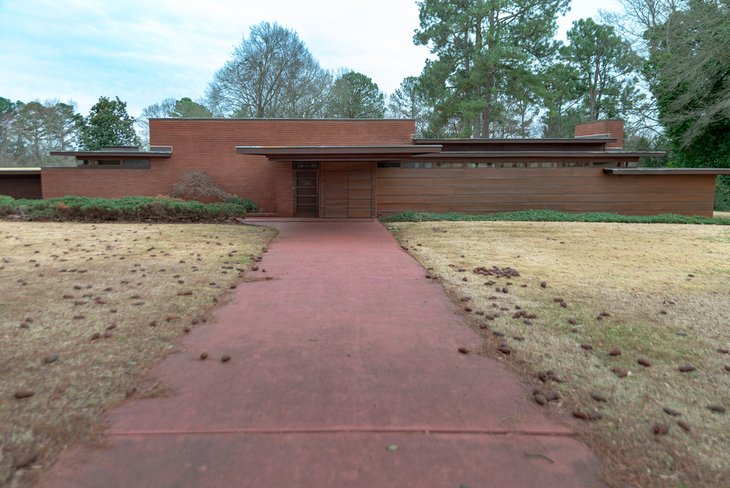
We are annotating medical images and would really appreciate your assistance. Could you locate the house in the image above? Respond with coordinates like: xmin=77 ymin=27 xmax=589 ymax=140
xmin=2 ymin=118 xmax=728 ymax=217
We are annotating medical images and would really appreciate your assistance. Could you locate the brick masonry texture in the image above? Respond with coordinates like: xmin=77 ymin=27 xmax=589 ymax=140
xmin=42 ymin=119 xmax=416 ymax=216
xmin=574 ymin=120 xmax=624 ymax=148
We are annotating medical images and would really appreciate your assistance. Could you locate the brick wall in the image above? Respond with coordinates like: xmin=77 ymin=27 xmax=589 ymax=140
xmin=41 ymin=119 xmax=416 ymax=216
xmin=42 ymin=167 xmax=171 ymax=199
xmin=574 ymin=120 xmax=624 ymax=149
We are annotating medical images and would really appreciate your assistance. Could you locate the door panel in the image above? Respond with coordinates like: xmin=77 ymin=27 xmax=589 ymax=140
xmin=321 ymin=162 xmax=374 ymax=218
xmin=294 ymin=166 xmax=319 ymax=217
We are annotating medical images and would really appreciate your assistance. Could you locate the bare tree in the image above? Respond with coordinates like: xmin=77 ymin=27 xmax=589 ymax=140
xmin=206 ymin=22 xmax=332 ymax=118
xmin=387 ymin=76 xmax=431 ymax=136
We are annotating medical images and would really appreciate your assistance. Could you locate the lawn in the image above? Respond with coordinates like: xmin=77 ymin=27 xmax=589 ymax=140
xmin=388 ymin=221 xmax=730 ymax=487
xmin=0 ymin=222 xmax=275 ymax=487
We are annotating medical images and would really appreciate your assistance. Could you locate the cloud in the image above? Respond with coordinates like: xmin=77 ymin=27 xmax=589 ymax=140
xmin=0 ymin=0 xmax=607 ymax=116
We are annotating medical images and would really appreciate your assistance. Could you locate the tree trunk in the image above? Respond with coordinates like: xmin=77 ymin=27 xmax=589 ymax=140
xmin=481 ymin=71 xmax=494 ymax=138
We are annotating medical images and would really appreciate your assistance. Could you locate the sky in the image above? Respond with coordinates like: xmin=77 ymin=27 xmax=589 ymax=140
xmin=0 ymin=0 xmax=621 ymax=117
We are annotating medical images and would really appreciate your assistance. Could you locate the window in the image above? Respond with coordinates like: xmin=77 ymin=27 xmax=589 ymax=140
xmin=403 ymin=162 xmax=465 ymax=168
xmin=294 ymin=162 xmax=319 ymax=169
xmin=123 ymin=159 xmax=150 ymax=169
xmin=403 ymin=162 xmax=432 ymax=168
xmin=78 ymin=159 xmax=151 ymax=168
xmin=377 ymin=162 xmax=401 ymax=168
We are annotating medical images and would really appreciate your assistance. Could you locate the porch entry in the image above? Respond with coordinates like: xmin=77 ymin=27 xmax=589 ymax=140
xmin=293 ymin=161 xmax=375 ymax=218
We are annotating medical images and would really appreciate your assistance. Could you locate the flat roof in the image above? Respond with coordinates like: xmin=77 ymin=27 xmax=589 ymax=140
xmin=50 ymin=147 xmax=172 ymax=159
xmin=604 ymin=168 xmax=730 ymax=175
xmin=152 ymin=117 xmax=416 ymax=122
xmin=411 ymin=151 xmax=664 ymax=161
xmin=413 ymin=137 xmax=618 ymax=145
xmin=236 ymin=145 xmax=442 ymax=161
xmin=0 ymin=167 xmax=41 ymax=175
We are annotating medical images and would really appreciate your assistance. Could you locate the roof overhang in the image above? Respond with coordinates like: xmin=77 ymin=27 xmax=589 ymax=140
xmin=604 ymin=167 xmax=730 ymax=175
xmin=235 ymin=145 xmax=442 ymax=161
xmin=0 ymin=167 xmax=41 ymax=175
xmin=50 ymin=146 xmax=172 ymax=159
xmin=413 ymin=137 xmax=618 ymax=145
xmin=236 ymin=144 xmax=662 ymax=163
xmin=411 ymin=151 xmax=665 ymax=162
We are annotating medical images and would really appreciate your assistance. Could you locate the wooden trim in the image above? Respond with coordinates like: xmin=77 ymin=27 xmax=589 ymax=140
xmin=604 ymin=168 xmax=730 ymax=175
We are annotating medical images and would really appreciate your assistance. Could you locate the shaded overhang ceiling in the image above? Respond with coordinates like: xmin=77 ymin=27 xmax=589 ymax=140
xmin=235 ymin=145 xmax=442 ymax=161
xmin=410 ymin=151 xmax=666 ymax=162
xmin=604 ymin=167 xmax=730 ymax=175
xmin=412 ymin=137 xmax=619 ymax=152
xmin=236 ymin=145 xmax=664 ymax=163
xmin=50 ymin=146 xmax=172 ymax=159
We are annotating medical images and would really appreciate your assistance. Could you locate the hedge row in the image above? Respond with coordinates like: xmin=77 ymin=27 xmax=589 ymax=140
xmin=0 ymin=196 xmax=257 ymax=222
xmin=380 ymin=209 xmax=730 ymax=225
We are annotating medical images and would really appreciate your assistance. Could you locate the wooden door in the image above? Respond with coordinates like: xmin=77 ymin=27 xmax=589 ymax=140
xmin=347 ymin=163 xmax=374 ymax=218
xmin=294 ymin=163 xmax=319 ymax=217
xmin=321 ymin=162 xmax=374 ymax=218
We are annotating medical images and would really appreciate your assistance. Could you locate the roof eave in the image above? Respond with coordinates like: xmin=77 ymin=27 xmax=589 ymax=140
xmin=49 ymin=151 xmax=172 ymax=159
xmin=411 ymin=151 xmax=664 ymax=161
xmin=604 ymin=167 xmax=730 ymax=175
xmin=412 ymin=137 xmax=618 ymax=145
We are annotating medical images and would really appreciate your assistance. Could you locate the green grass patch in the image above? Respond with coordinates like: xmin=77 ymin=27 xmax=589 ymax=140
xmin=0 ymin=195 xmax=257 ymax=222
xmin=381 ymin=209 xmax=730 ymax=225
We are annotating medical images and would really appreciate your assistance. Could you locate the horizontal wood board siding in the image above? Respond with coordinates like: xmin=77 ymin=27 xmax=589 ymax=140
xmin=322 ymin=162 xmax=374 ymax=218
xmin=376 ymin=167 xmax=716 ymax=216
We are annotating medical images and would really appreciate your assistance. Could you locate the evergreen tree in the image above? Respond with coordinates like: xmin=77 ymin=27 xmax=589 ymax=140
xmin=327 ymin=71 xmax=385 ymax=118
xmin=414 ymin=0 xmax=569 ymax=137
xmin=79 ymin=96 xmax=140 ymax=150
xmin=562 ymin=18 xmax=643 ymax=122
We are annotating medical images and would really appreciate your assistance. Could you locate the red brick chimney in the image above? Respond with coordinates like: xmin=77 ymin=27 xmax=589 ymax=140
xmin=574 ymin=119 xmax=624 ymax=149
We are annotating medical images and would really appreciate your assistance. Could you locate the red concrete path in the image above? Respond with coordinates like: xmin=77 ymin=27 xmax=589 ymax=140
xmin=39 ymin=222 xmax=603 ymax=487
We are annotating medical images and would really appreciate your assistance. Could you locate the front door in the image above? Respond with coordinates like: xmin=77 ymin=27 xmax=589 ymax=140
xmin=321 ymin=162 xmax=375 ymax=218
xmin=294 ymin=162 xmax=319 ymax=217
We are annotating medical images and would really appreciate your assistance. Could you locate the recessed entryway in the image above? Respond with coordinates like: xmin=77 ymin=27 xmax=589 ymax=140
xmin=293 ymin=162 xmax=319 ymax=217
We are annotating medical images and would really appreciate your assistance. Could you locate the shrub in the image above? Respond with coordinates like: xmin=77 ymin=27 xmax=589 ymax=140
xmin=715 ymin=176 xmax=730 ymax=211
xmin=380 ymin=209 xmax=730 ymax=225
xmin=0 ymin=195 xmax=257 ymax=222
xmin=170 ymin=170 xmax=235 ymax=202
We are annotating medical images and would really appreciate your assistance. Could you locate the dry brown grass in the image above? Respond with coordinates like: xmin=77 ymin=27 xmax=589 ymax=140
xmin=388 ymin=221 xmax=730 ymax=487
xmin=0 ymin=222 xmax=275 ymax=487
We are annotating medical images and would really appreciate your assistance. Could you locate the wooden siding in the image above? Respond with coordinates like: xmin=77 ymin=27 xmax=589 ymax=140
xmin=376 ymin=167 xmax=717 ymax=216
xmin=321 ymin=162 xmax=375 ymax=218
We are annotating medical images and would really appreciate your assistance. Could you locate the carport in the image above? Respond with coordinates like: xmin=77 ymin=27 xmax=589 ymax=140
xmin=0 ymin=168 xmax=42 ymax=199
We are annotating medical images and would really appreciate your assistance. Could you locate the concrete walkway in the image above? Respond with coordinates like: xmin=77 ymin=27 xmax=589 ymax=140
xmin=40 ymin=222 xmax=603 ymax=487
